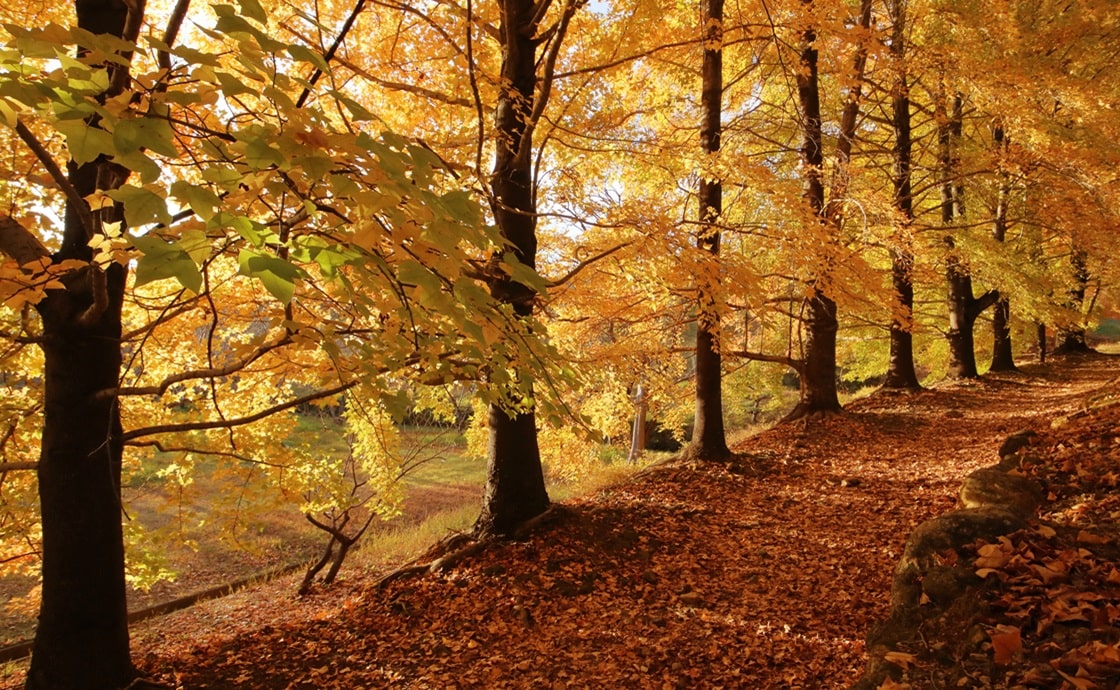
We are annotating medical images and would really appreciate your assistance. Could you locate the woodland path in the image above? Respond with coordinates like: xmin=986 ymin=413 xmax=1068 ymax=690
xmin=111 ymin=354 xmax=1120 ymax=688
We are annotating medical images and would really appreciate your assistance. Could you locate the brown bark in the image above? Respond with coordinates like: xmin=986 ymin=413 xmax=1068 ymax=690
xmin=940 ymin=93 xmax=997 ymax=379
xmin=26 ymin=2 xmax=140 ymax=688
xmin=882 ymin=0 xmax=920 ymax=390
xmin=684 ymin=0 xmax=732 ymax=460
xmin=989 ymin=123 xmax=1017 ymax=372
xmin=474 ymin=0 xmax=574 ymax=536
xmin=1053 ymin=248 xmax=1094 ymax=355
xmin=784 ymin=4 xmax=841 ymax=421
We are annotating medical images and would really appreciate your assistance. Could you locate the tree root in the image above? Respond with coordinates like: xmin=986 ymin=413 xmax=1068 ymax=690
xmin=375 ymin=506 xmax=567 ymax=590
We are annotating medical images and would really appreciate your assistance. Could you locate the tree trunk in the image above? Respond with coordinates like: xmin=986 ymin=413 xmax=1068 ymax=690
xmin=684 ymin=0 xmax=731 ymax=460
xmin=939 ymin=92 xmax=997 ymax=379
xmin=989 ymin=123 xmax=1017 ymax=372
xmin=627 ymin=384 xmax=647 ymax=463
xmin=785 ymin=6 xmax=842 ymax=421
xmin=474 ymin=0 xmax=560 ymax=537
xmin=476 ymin=405 xmax=549 ymax=536
xmin=1053 ymin=248 xmax=1094 ymax=355
xmin=786 ymin=294 xmax=840 ymax=420
xmin=1037 ymin=322 xmax=1047 ymax=362
xmin=882 ymin=0 xmax=920 ymax=390
xmin=27 ymin=2 xmax=138 ymax=688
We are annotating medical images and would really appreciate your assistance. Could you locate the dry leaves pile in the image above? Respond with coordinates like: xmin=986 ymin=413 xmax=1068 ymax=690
xmin=117 ymin=354 xmax=1118 ymax=689
xmin=880 ymin=361 xmax=1120 ymax=689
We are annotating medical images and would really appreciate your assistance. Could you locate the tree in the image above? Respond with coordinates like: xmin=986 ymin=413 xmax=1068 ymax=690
xmin=682 ymin=0 xmax=732 ymax=461
xmin=988 ymin=121 xmax=1018 ymax=371
xmin=881 ymin=0 xmax=921 ymax=390
xmin=780 ymin=0 xmax=873 ymax=418
xmin=1 ymin=1 xmax=562 ymax=684
xmin=6 ymin=2 xmax=143 ymax=686
xmin=1053 ymin=247 xmax=1095 ymax=354
xmin=940 ymin=93 xmax=999 ymax=379
xmin=474 ymin=0 xmax=583 ymax=536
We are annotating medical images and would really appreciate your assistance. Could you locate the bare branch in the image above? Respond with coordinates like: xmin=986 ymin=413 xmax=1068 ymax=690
xmin=726 ymin=349 xmax=802 ymax=372
xmin=157 ymin=0 xmax=192 ymax=78
xmin=0 ymin=462 xmax=39 ymax=472
xmin=120 ymin=381 xmax=356 ymax=442
xmin=546 ymin=241 xmax=631 ymax=288
xmin=110 ymin=336 xmax=293 ymax=398
xmin=295 ymin=0 xmax=368 ymax=109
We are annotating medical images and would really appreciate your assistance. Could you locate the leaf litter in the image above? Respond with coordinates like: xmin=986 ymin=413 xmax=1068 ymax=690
xmin=116 ymin=354 xmax=1120 ymax=689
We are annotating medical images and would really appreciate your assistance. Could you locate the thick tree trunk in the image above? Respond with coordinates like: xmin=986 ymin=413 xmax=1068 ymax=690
xmin=684 ymin=0 xmax=731 ymax=460
xmin=946 ymin=263 xmax=1000 ymax=378
xmin=30 ymin=268 xmax=134 ymax=690
xmin=785 ymin=294 xmax=840 ymax=420
xmin=882 ymin=3 xmax=920 ymax=390
xmin=27 ymin=2 xmax=137 ymax=688
xmin=476 ymin=405 xmax=549 ymax=536
xmin=989 ymin=123 xmax=1017 ymax=372
xmin=786 ymin=9 xmax=842 ymax=421
xmin=474 ymin=0 xmax=555 ymax=536
xmin=1053 ymin=248 xmax=1094 ymax=355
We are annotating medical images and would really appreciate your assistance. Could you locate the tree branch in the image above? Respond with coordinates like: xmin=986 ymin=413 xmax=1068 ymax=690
xmin=968 ymin=289 xmax=1001 ymax=321
xmin=726 ymin=348 xmax=802 ymax=372
xmin=295 ymin=0 xmax=368 ymax=109
xmin=13 ymin=122 xmax=96 ymax=238
xmin=120 ymin=381 xmax=355 ymax=442
xmin=0 ymin=462 xmax=39 ymax=472
xmin=546 ymin=241 xmax=631 ymax=288
xmin=0 ymin=216 xmax=50 ymax=266
xmin=110 ymin=336 xmax=293 ymax=398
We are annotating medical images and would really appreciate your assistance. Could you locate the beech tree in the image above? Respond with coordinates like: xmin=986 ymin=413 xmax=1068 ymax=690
xmin=475 ymin=0 xmax=584 ymax=536
xmin=682 ymin=0 xmax=732 ymax=460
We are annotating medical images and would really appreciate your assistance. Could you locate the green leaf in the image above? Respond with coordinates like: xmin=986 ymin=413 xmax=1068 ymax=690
xmin=130 ymin=234 xmax=203 ymax=293
xmin=107 ymin=185 xmax=173 ymax=227
xmin=238 ymin=249 xmax=301 ymax=303
xmin=113 ymin=114 xmax=178 ymax=158
xmin=237 ymin=135 xmax=284 ymax=170
xmin=438 ymin=190 xmax=482 ymax=226
xmin=171 ymin=180 xmax=221 ymax=221
xmin=237 ymin=0 xmax=269 ymax=24
xmin=214 ymin=70 xmax=253 ymax=97
xmin=179 ymin=229 xmax=212 ymax=264
xmin=287 ymin=44 xmax=329 ymax=73
xmin=502 ymin=253 xmax=548 ymax=293
xmin=112 ymin=150 xmax=162 ymax=183
xmin=56 ymin=119 xmax=114 ymax=165
xmin=200 ymin=165 xmax=243 ymax=190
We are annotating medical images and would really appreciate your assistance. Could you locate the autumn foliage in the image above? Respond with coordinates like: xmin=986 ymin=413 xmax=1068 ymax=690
xmin=0 ymin=0 xmax=1118 ymax=687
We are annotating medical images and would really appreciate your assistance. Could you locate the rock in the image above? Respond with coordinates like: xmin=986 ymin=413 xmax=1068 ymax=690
xmin=890 ymin=507 xmax=1027 ymax=614
xmin=959 ymin=468 xmax=1043 ymax=516
xmin=678 ymin=591 xmax=704 ymax=607
xmin=998 ymin=429 xmax=1037 ymax=459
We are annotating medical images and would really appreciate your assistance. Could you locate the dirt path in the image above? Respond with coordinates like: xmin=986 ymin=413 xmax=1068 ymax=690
xmin=110 ymin=354 xmax=1120 ymax=688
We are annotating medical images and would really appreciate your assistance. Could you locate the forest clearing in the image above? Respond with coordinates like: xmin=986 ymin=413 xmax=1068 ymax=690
xmin=0 ymin=348 xmax=1100 ymax=688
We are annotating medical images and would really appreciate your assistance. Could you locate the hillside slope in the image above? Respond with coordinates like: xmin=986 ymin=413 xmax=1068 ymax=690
xmin=114 ymin=353 xmax=1120 ymax=689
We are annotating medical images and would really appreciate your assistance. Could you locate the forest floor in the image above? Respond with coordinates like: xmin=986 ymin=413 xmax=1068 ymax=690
xmin=30 ymin=353 xmax=1120 ymax=688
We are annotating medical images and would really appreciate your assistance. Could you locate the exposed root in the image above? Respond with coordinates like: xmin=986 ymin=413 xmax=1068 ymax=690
xmin=376 ymin=507 xmax=566 ymax=589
